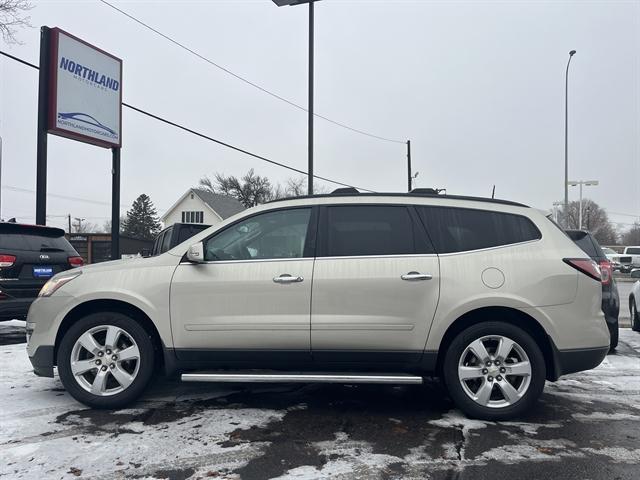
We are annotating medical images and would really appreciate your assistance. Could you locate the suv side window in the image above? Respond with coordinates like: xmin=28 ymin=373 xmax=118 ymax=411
xmin=204 ymin=208 xmax=312 ymax=261
xmin=160 ymin=228 xmax=173 ymax=254
xmin=417 ymin=206 xmax=541 ymax=254
xmin=323 ymin=205 xmax=415 ymax=257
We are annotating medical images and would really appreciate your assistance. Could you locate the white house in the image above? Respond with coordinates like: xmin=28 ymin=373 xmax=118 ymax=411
xmin=161 ymin=188 xmax=245 ymax=227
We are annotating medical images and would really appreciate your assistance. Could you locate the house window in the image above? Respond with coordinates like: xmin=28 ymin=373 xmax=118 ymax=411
xmin=181 ymin=211 xmax=204 ymax=223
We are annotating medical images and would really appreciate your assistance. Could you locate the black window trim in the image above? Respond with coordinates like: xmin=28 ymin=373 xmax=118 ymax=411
xmin=183 ymin=205 xmax=319 ymax=264
xmin=316 ymin=203 xmax=434 ymax=259
xmin=416 ymin=205 xmax=542 ymax=255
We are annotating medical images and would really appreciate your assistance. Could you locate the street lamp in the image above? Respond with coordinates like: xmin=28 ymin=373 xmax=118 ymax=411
xmin=271 ymin=0 xmax=320 ymax=196
xmin=564 ymin=50 xmax=577 ymax=227
xmin=568 ymin=180 xmax=598 ymax=230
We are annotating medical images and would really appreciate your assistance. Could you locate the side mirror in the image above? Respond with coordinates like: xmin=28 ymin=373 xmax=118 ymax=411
xmin=186 ymin=242 xmax=205 ymax=263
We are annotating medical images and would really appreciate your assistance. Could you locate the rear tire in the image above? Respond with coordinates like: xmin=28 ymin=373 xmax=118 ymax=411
xmin=58 ymin=312 xmax=155 ymax=409
xmin=442 ymin=321 xmax=546 ymax=421
xmin=632 ymin=298 xmax=640 ymax=332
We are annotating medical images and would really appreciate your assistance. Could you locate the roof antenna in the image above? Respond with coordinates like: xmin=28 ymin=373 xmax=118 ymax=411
xmin=491 ymin=185 xmax=496 ymax=199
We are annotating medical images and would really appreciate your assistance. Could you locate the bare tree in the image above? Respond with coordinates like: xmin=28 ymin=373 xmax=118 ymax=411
xmin=199 ymin=169 xmax=274 ymax=208
xmin=73 ymin=220 xmax=99 ymax=233
xmin=559 ymin=199 xmax=618 ymax=245
xmin=622 ymin=221 xmax=640 ymax=245
xmin=199 ymin=171 xmax=332 ymax=207
xmin=102 ymin=215 xmax=125 ymax=234
xmin=0 ymin=0 xmax=32 ymax=44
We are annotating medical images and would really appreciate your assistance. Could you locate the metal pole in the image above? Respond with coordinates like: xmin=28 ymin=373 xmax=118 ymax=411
xmin=36 ymin=27 xmax=52 ymax=226
xmin=0 ymin=135 xmax=3 ymax=220
xmin=307 ymin=1 xmax=314 ymax=196
xmin=68 ymin=214 xmax=71 ymax=234
xmin=407 ymin=140 xmax=412 ymax=192
xmin=578 ymin=182 xmax=583 ymax=230
xmin=111 ymin=148 xmax=120 ymax=260
xmin=564 ymin=50 xmax=576 ymax=227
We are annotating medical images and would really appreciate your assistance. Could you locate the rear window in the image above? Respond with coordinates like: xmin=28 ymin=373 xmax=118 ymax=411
xmin=566 ymin=231 xmax=598 ymax=258
xmin=0 ymin=233 xmax=74 ymax=252
xmin=178 ymin=225 xmax=208 ymax=244
xmin=417 ymin=206 xmax=541 ymax=254
xmin=626 ymin=247 xmax=640 ymax=255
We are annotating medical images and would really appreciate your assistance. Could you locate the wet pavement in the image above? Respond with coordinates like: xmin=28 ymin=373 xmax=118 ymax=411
xmin=1 ymin=324 xmax=639 ymax=479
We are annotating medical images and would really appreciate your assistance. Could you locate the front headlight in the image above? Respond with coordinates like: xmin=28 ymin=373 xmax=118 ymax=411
xmin=38 ymin=271 xmax=82 ymax=297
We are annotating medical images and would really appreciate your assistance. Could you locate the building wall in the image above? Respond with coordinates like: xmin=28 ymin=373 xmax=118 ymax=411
xmin=162 ymin=192 xmax=222 ymax=227
xmin=67 ymin=234 xmax=153 ymax=264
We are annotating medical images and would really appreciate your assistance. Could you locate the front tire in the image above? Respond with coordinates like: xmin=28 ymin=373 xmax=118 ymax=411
xmin=442 ymin=321 xmax=546 ymax=420
xmin=58 ymin=312 xmax=155 ymax=409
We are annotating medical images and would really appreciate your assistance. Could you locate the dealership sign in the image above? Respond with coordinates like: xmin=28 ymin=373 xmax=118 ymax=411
xmin=47 ymin=28 xmax=122 ymax=148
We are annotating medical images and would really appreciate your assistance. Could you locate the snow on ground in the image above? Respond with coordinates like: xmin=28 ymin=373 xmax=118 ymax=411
xmin=1 ymin=330 xmax=639 ymax=479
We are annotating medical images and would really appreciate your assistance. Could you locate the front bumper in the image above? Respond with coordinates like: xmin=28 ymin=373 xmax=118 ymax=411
xmin=29 ymin=345 xmax=55 ymax=377
xmin=0 ymin=297 xmax=36 ymax=321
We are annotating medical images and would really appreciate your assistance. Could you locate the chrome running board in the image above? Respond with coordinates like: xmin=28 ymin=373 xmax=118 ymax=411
xmin=181 ymin=372 xmax=423 ymax=384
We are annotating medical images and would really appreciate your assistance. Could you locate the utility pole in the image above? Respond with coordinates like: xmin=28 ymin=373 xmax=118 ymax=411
xmin=307 ymin=0 xmax=314 ymax=195
xmin=406 ymin=140 xmax=412 ymax=192
xmin=68 ymin=214 xmax=72 ymax=234
xmin=0 ymin=135 xmax=3 ymax=220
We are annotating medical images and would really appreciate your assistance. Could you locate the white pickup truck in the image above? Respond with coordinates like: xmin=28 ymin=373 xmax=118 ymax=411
xmin=610 ymin=246 xmax=640 ymax=273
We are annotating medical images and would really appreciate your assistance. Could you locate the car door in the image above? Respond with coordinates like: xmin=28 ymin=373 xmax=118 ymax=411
xmin=170 ymin=206 xmax=317 ymax=363
xmin=310 ymin=204 xmax=440 ymax=364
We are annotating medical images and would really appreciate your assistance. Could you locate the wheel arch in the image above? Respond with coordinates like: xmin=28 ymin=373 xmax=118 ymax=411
xmin=434 ymin=306 xmax=557 ymax=381
xmin=54 ymin=299 xmax=168 ymax=374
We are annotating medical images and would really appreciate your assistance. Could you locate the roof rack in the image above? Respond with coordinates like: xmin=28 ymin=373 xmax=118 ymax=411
xmin=409 ymin=188 xmax=446 ymax=195
xmin=330 ymin=187 xmax=360 ymax=195
xmin=266 ymin=192 xmax=528 ymax=208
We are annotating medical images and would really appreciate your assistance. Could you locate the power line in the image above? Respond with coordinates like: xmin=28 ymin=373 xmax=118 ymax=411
xmin=0 ymin=50 xmax=376 ymax=193
xmin=97 ymin=0 xmax=406 ymax=145
xmin=3 ymin=185 xmax=122 ymax=208
xmin=3 ymin=185 xmax=168 ymax=213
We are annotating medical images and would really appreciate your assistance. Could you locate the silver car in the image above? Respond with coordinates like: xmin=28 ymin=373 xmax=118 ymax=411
xmin=26 ymin=192 xmax=610 ymax=419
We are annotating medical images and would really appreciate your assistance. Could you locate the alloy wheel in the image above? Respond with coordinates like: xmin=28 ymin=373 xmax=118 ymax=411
xmin=70 ymin=325 xmax=141 ymax=396
xmin=458 ymin=335 xmax=532 ymax=408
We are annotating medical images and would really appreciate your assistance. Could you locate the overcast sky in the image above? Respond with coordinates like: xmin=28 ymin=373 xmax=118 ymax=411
xmin=1 ymin=0 xmax=638 ymax=232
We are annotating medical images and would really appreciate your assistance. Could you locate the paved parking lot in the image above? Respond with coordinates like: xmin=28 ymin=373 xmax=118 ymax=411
xmin=1 ymin=323 xmax=639 ymax=480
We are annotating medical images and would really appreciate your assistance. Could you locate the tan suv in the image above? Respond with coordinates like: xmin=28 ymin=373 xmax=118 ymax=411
xmin=26 ymin=192 xmax=610 ymax=419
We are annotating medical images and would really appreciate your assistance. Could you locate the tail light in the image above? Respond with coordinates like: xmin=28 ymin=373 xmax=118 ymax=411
xmin=563 ymin=258 xmax=601 ymax=282
xmin=0 ymin=254 xmax=16 ymax=268
xmin=598 ymin=260 xmax=612 ymax=285
xmin=68 ymin=256 xmax=84 ymax=268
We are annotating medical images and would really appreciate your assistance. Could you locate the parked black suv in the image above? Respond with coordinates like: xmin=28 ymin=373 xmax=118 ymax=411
xmin=0 ymin=223 xmax=83 ymax=321
xmin=150 ymin=222 xmax=210 ymax=256
xmin=566 ymin=229 xmax=619 ymax=350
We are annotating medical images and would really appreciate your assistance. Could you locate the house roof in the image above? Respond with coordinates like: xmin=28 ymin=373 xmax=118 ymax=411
xmin=161 ymin=188 xmax=244 ymax=222
xmin=192 ymin=189 xmax=245 ymax=219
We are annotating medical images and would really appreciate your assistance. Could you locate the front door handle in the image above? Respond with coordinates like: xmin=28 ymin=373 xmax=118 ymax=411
xmin=401 ymin=272 xmax=433 ymax=281
xmin=273 ymin=274 xmax=304 ymax=284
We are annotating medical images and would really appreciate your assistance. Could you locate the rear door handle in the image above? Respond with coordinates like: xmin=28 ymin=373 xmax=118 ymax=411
xmin=273 ymin=274 xmax=304 ymax=284
xmin=401 ymin=272 xmax=433 ymax=281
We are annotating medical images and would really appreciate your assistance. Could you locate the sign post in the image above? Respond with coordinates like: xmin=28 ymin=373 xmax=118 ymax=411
xmin=36 ymin=26 xmax=122 ymax=260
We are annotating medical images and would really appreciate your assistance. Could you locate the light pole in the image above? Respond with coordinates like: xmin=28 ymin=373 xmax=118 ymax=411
xmin=568 ymin=180 xmax=598 ymax=229
xmin=0 ymin=134 xmax=3 ymax=221
xmin=271 ymin=0 xmax=319 ymax=195
xmin=564 ymin=50 xmax=576 ymax=227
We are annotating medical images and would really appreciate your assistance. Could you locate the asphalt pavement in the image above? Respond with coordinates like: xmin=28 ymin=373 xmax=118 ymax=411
xmin=1 ymin=322 xmax=639 ymax=479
